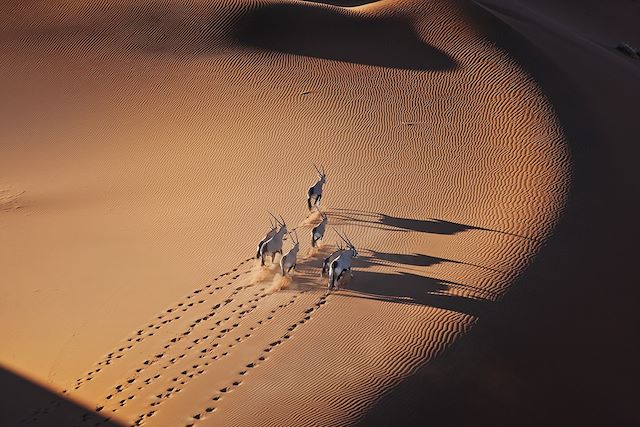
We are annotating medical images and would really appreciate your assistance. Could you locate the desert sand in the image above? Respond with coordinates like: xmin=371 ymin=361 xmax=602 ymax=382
xmin=0 ymin=0 xmax=637 ymax=426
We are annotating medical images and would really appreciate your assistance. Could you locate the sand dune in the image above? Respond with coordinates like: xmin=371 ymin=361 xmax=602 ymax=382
xmin=1 ymin=0 xmax=572 ymax=426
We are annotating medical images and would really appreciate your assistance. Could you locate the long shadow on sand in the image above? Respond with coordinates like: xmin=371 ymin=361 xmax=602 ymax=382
xmin=367 ymin=250 xmax=447 ymax=267
xmin=338 ymin=270 xmax=492 ymax=318
xmin=306 ymin=1 xmax=382 ymax=6
xmin=0 ymin=366 xmax=122 ymax=426
xmin=364 ymin=249 xmax=506 ymax=274
xmin=235 ymin=3 xmax=458 ymax=71
xmin=328 ymin=208 xmax=537 ymax=241
xmin=291 ymin=241 xmax=496 ymax=313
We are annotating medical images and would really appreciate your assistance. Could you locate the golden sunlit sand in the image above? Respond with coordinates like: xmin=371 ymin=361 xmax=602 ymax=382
xmin=1 ymin=0 xmax=638 ymax=426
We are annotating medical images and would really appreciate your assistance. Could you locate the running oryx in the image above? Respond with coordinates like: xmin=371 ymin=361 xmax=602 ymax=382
xmin=307 ymin=164 xmax=327 ymax=210
xmin=258 ymin=215 xmax=287 ymax=266
xmin=256 ymin=216 xmax=278 ymax=259
xmin=321 ymin=241 xmax=344 ymax=278
xmin=328 ymin=231 xmax=358 ymax=291
xmin=311 ymin=212 xmax=328 ymax=248
xmin=280 ymin=231 xmax=300 ymax=276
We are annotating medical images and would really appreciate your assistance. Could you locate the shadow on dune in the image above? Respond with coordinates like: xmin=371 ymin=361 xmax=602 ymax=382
xmin=328 ymin=208 xmax=536 ymax=241
xmin=383 ymin=216 xmax=477 ymax=234
xmin=367 ymin=250 xmax=447 ymax=267
xmin=339 ymin=270 xmax=492 ymax=317
xmin=0 ymin=366 xmax=122 ymax=426
xmin=235 ymin=3 xmax=458 ymax=71
xmin=287 ymin=237 xmax=498 ymax=309
xmin=306 ymin=1 xmax=382 ymax=6
xmin=365 ymin=249 xmax=506 ymax=274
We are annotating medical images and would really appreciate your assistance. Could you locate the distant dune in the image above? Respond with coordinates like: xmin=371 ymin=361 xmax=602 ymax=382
xmin=2 ymin=0 xmax=634 ymax=426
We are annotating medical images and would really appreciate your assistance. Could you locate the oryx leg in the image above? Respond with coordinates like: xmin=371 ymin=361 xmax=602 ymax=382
xmin=307 ymin=197 xmax=313 ymax=211
xmin=336 ymin=268 xmax=350 ymax=290
xmin=316 ymin=193 xmax=322 ymax=207
xmin=329 ymin=267 xmax=340 ymax=290
xmin=335 ymin=271 xmax=343 ymax=290
xmin=322 ymin=258 xmax=331 ymax=277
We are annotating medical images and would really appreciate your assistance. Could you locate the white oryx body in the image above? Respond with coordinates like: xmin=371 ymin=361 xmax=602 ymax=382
xmin=280 ymin=232 xmax=300 ymax=276
xmin=259 ymin=216 xmax=287 ymax=266
xmin=321 ymin=243 xmax=344 ymax=278
xmin=307 ymin=165 xmax=327 ymax=210
xmin=311 ymin=214 xmax=328 ymax=247
xmin=328 ymin=232 xmax=358 ymax=291
xmin=256 ymin=220 xmax=278 ymax=259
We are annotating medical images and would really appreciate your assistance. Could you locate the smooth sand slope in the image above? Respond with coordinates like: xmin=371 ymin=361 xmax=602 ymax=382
xmin=1 ymin=0 xmax=571 ymax=425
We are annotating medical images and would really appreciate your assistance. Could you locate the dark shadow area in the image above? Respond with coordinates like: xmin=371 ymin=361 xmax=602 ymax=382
xmin=355 ymin=253 xmax=501 ymax=300
xmin=289 ymin=235 xmax=497 ymax=310
xmin=306 ymin=0 xmax=381 ymax=6
xmin=329 ymin=208 xmax=536 ymax=241
xmin=329 ymin=209 xmax=478 ymax=234
xmin=0 ymin=366 xmax=122 ymax=426
xmin=367 ymin=249 xmax=506 ymax=275
xmin=340 ymin=270 xmax=492 ymax=317
xmin=356 ymin=1 xmax=640 ymax=426
xmin=368 ymin=250 xmax=447 ymax=267
xmin=235 ymin=3 xmax=458 ymax=71
xmin=383 ymin=216 xmax=478 ymax=234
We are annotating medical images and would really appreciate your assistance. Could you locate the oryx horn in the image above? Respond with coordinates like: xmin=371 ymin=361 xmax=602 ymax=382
xmin=268 ymin=211 xmax=283 ymax=226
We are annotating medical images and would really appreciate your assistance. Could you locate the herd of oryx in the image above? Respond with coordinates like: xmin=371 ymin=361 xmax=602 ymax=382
xmin=255 ymin=165 xmax=358 ymax=291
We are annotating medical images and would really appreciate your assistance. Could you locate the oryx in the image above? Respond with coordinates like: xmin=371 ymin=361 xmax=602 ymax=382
xmin=256 ymin=216 xmax=278 ymax=259
xmin=307 ymin=164 xmax=327 ymax=210
xmin=280 ymin=231 xmax=300 ymax=276
xmin=258 ymin=215 xmax=287 ymax=266
xmin=321 ymin=241 xmax=344 ymax=278
xmin=328 ymin=231 xmax=358 ymax=291
xmin=311 ymin=213 xmax=328 ymax=248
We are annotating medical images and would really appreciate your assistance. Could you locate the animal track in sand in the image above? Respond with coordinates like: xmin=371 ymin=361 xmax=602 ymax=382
xmin=186 ymin=294 xmax=328 ymax=425
xmin=41 ymin=257 xmax=307 ymax=427
xmin=105 ymin=298 xmax=246 ymax=401
xmin=25 ymin=262 xmax=260 ymax=426
xmin=130 ymin=293 xmax=301 ymax=425
xmin=66 ymin=260 xmax=254 ymax=394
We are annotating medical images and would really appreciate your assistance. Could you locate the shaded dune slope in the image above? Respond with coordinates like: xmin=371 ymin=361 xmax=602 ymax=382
xmin=0 ymin=366 xmax=120 ymax=427
xmin=357 ymin=0 xmax=640 ymax=426
xmin=235 ymin=2 xmax=458 ymax=71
